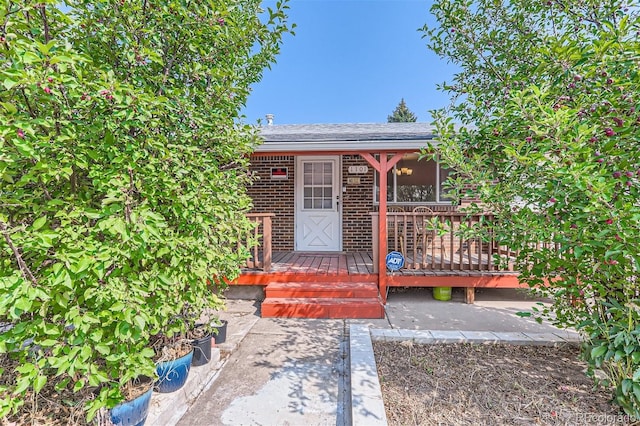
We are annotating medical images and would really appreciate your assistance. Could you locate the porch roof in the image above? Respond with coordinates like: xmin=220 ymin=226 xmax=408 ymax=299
xmin=256 ymin=122 xmax=437 ymax=153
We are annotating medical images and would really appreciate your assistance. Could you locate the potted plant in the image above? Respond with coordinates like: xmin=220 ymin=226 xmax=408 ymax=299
xmin=109 ymin=377 xmax=154 ymax=426
xmin=190 ymin=324 xmax=214 ymax=367
xmin=189 ymin=315 xmax=229 ymax=366
xmin=151 ymin=333 xmax=194 ymax=393
xmin=211 ymin=318 xmax=228 ymax=345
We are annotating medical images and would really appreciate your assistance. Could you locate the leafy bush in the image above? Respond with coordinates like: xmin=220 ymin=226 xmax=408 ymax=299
xmin=0 ymin=0 xmax=292 ymax=421
xmin=424 ymin=0 xmax=640 ymax=417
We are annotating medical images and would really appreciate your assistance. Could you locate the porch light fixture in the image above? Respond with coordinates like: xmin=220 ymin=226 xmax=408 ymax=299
xmin=396 ymin=167 xmax=413 ymax=176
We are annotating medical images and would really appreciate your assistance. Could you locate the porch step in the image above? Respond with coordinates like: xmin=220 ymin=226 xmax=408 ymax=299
xmin=261 ymin=297 xmax=385 ymax=319
xmin=265 ymin=282 xmax=379 ymax=299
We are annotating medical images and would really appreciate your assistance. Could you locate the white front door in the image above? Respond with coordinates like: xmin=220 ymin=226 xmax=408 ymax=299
xmin=295 ymin=156 xmax=341 ymax=251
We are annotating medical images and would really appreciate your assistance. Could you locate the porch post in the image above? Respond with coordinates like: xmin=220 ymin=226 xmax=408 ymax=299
xmin=359 ymin=151 xmax=405 ymax=304
xmin=378 ymin=153 xmax=388 ymax=303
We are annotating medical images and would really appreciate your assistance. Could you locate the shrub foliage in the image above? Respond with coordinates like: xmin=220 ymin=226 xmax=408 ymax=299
xmin=0 ymin=0 xmax=292 ymax=420
xmin=424 ymin=0 xmax=640 ymax=416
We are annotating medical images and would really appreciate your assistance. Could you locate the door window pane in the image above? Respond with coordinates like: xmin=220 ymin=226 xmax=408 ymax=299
xmin=302 ymin=161 xmax=334 ymax=210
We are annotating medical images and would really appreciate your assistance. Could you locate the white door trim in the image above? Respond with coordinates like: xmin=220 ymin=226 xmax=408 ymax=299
xmin=295 ymin=155 xmax=342 ymax=251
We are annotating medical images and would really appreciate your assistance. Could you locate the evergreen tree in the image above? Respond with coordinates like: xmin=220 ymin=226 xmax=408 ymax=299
xmin=387 ymin=98 xmax=418 ymax=122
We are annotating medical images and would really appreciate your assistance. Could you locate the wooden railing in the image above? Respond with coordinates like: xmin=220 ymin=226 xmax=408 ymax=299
xmin=373 ymin=211 xmax=518 ymax=272
xmin=242 ymin=213 xmax=274 ymax=272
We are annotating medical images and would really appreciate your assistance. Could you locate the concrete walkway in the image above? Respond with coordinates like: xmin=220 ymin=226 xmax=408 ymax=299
xmin=165 ymin=287 xmax=580 ymax=426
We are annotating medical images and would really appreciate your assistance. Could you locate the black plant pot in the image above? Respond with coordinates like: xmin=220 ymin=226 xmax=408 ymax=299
xmin=191 ymin=333 xmax=213 ymax=367
xmin=213 ymin=320 xmax=228 ymax=344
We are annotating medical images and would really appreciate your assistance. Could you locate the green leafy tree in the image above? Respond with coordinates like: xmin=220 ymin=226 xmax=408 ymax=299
xmin=0 ymin=0 xmax=292 ymax=421
xmin=424 ymin=0 xmax=640 ymax=416
xmin=387 ymin=98 xmax=417 ymax=122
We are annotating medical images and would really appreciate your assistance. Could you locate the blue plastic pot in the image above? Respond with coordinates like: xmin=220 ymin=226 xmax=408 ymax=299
xmin=110 ymin=386 xmax=153 ymax=426
xmin=155 ymin=350 xmax=193 ymax=393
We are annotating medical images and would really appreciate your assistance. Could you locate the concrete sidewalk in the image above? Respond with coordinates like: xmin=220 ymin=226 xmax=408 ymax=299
xmin=167 ymin=287 xmax=580 ymax=426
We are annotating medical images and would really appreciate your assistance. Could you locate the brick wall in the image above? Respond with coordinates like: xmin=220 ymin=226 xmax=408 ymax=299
xmin=248 ymin=154 xmax=469 ymax=253
xmin=247 ymin=156 xmax=295 ymax=251
xmin=248 ymin=154 xmax=376 ymax=253
xmin=341 ymin=155 xmax=374 ymax=251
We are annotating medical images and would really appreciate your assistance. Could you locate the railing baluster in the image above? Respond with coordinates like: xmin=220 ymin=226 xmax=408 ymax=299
xmin=243 ymin=213 xmax=275 ymax=271
xmin=263 ymin=215 xmax=272 ymax=272
xmin=253 ymin=221 xmax=260 ymax=268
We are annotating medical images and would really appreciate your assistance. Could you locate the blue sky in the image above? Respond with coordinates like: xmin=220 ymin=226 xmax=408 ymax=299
xmin=242 ymin=0 xmax=457 ymax=125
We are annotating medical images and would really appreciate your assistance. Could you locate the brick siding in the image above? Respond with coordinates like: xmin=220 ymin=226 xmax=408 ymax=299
xmin=247 ymin=156 xmax=295 ymax=251
xmin=247 ymin=154 xmax=466 ymax=253
xmin=341 ymin=156 xmax=374 ymax=251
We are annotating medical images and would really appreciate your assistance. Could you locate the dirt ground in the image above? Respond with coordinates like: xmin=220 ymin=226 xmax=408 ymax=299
xmin=374 ymin=341 xmax=637 ymax=426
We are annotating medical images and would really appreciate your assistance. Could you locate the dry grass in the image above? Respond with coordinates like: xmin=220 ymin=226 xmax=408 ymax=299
xmin=374 ymin=341 xmax=637 ymax=425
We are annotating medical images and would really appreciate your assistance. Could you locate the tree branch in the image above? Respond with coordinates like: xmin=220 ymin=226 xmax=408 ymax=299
xmin=0 ymin=220 xmax=38 ymax=285
xmin=21 ymin=88 xmax=36 ymax=118
xmin=39 ymin=4 xmax=50 ymax=44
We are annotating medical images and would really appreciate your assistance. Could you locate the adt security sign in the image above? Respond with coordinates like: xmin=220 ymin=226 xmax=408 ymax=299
xmin=385 ymin=251 xmax=405 ymax=271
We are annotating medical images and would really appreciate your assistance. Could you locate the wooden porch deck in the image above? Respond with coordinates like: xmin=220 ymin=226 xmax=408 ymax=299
xmin=267 ymin=251 xmax=375 ymax=275
xmin=235 ymin=251 xmax=524 ymax=311
xmin=236 ymin=251 xmax=521 ymax=288
xmin=237 ymin=252 xmax=374 ymax=284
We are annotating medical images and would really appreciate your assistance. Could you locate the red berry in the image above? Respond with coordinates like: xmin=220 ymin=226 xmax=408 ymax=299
xmin=549 ymin=197 xmax=557 ymax=203
xmin=606 ymin=218 xmax=614 ymax=225
xmin=17 ymin=129 xmax=25 ymax=138
xmin=43 ymin=87 xmax=51 ymax=94
xmin=47 ymin=77 xmax=53 ymax=83
xmin=613 ymin=171 xmax=621 ymax=178
xmin=626 ymin=181 xmax=633 ymax=187
xmin=626 ymin=171 xmax=634 ymax=178
xmin=604 ymin=127 xmax=615 ymax=137
xmin=525 ymin=136 xmax=532 ymax=143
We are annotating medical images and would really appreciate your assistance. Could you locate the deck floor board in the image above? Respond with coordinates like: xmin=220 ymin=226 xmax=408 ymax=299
xmin=241 ymin=251 xmax=516 ymax=278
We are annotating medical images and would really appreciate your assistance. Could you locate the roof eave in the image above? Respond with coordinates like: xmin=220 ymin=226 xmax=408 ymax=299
xmin=254 ymin=138 xmax=437 ymax=153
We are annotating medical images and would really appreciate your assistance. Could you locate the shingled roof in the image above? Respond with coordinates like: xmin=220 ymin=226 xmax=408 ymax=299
xmin=256 ymin=122 xmax=437 ymax=153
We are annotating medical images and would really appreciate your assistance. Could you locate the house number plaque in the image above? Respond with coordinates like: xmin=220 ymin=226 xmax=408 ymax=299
xmin=347 ymin=166 xmax=368 ymax=174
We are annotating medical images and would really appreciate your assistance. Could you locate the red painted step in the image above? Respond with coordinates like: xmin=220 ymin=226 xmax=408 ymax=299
xmin=265 ymin=282 xmax=378 ymax=299
xmin=261 ymin=297 xmax=385 ymax=319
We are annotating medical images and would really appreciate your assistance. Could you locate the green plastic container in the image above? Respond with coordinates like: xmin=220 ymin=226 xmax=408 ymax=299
xmin=433 ymin=287 xmax=452 ymax=301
